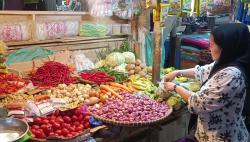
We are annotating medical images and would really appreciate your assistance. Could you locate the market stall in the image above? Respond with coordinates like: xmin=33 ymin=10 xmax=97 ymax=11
xmin=1 ymin=0 xmax=236 ymax=141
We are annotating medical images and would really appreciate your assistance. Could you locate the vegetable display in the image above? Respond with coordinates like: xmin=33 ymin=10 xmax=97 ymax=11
xmin=30 ymin=61 xmax=76 ymax=88
xmin=80 ymin=72 xmax=115 ymax=84
xmin=89 ymin=93 xmax=171 ymax=124
xmin=29 ymin=108 xmax=90 ymax=139
xmin=0 ymin=73 xmax=28 ymax=96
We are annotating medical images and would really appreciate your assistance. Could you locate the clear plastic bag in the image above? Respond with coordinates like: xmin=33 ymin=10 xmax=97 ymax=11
xmin=0 ymin=22 xmax=32 ymax=42
xmin=35 ymin=20 xmax=79 ymax=40
xmin=112 ymin=0 xmax=132 ymax=19
xmin=207 ymin=0 xmax=231 ymax=15
xmin=88 ymin=0 xmax=113 ymax=17
xmin=71 ymin=50 xmax=95 ymax=72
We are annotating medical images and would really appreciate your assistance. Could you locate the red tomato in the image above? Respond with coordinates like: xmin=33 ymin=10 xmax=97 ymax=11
xmin=41 ymin=124 xmax=52 ymax=136
xmin=73 ymin=121 xmax=80 ymax=126
xmin=84 ymin=122 xmax=90 ymax=129
xmin=50 ymin=119 xmax=56 ymax=124
xmin=84 ymin=115 xmax=90 ymax=122
xmin=53 ymin=110 xmax=60 ymax=116
xmin=56 ymin=117 xmax=64 ymax=124
xmin=52 ymin=122 xmax=61 ymax=129
xmin=32 ymin=125 xmax=40 ymax=129
xmin=66 ymin=133 xmax=73 ymax=137
xmin=74 ymin=108 xmax=82 ymax=116
xmin=55 ymin=130 xmax=62 ymax=135
xmin=50 ymin=116 xmax=56 ymax=120
xmin=75 ymin=125 xmax=83 ymax=132
xmin=68 ymin=126 xmax=75 ymax=132
xmin=61 ymin=128 xmax=70 ymax=136
xmin=35 ymin=129 xmax=46 ymax=139
xmin=71 ymin=132 xmax=78 ymax=136
xmin=34 ymin=117 xmax=42 ymax=124
xmin=49 ymin=132 xmax=55 ymax=137
xmin=77 ymin=114 xmax=83 ymax=121
xmin=63 ymin=116 xmax=71 ymax=123
xmin=41 ymin=119 xmax=49 ymax=124
xmin=72 ymin=115 xmax=78 ymax=121
xmin=62 ymin=123 xmax=71 ymax=129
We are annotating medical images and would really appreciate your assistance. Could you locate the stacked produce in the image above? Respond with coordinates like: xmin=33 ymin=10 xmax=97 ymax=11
xmin=0 ymin=41 xmax=7 ymax=74
xmin=0 ymin=73 xmax=28 ymax=96
xmin=0 ymin=93 xmax=34 ymax=107
xmin=30 ymin=61 xmax=77 ymax=88
xmin=80 ymin=72 xmax=115 ymax=84
xmin=89 ymin=93 xmax=171 ymax=124
xmin=46 ymin=84 xmax=100 ymax=108
xmin=29 ymin=107 xmax=90 ymax=139
xmin=128 ymin=75 xmax=156 ymax=99
xmin=126 ymin=59 xmax=152 ymax=77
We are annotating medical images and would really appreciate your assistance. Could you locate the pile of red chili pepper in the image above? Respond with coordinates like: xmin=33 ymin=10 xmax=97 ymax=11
xmin=0 ymin=73 xmax=28 ymax=96
xmin=30 ymin=61 xmax=76 ymax=88
xmin=80 ymin=72 xmax=115 ymax=84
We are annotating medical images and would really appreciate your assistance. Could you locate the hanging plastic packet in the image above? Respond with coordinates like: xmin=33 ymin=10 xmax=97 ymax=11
xmin=207 ymin=0 xmax=231 ymax=15
xmin=112 ymin=0 xmax=133 ymax=19
xmin=88 ymin=0 xmax=113 ymax=17
xmin=199 ymin=0 xmax=207 ymax=15
xmin=182 ymin=0 xmax=193 ymax=13
xmin=168 ymin=0 xmax=181 ymax=15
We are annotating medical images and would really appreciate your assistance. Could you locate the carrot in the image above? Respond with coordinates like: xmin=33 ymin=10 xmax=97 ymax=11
xmin=100 ymin=89 xmax=108 ymax=94
xmin=110 ymin=82 xmax=133 ymax=93
xmin=100 ymin=85 xmax=123 ymax=100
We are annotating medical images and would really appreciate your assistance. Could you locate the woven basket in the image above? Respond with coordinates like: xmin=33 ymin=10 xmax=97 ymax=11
xmin=90 ymin=106 xmax=173 ymax=127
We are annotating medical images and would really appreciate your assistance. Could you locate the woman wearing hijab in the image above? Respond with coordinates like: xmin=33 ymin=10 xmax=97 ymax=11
xmin=164 ymin=23 xmax=250 ymax=142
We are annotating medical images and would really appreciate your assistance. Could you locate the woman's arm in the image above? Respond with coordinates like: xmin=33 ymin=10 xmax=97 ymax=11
xmin=164 ymin=68 xmax=195 ymax=82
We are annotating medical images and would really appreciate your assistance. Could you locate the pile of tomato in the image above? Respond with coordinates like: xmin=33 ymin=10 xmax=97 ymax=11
xmin=29 ymin=108 xmax=90 ymax=139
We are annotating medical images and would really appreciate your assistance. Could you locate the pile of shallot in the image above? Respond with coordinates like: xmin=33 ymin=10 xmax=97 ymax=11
xmin=89 ymin=93 xmax=170 ymax=123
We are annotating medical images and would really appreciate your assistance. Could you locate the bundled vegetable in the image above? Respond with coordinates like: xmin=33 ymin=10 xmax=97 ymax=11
xmin=90 ymin=66 xmax=128 ymax=83
xmin=30 ymin=61 xmax=77 ymax=88
xmin=80 ymin=71 xmax=115 ymax=84
xmin=0 ymin=73 xmax=28 ymax=96
xmin=89 ymin=93 xmax=171 ymax=123
xmin=129 ymin=75 xmax=157 ymax=99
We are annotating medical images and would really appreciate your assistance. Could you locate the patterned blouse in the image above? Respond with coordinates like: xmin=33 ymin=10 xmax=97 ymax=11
xmin=188 ymin=62 xmax=249 ymax=142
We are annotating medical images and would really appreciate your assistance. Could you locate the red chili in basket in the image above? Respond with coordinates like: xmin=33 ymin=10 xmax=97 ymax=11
xmin=0 ymin=73 xmax=28 ymax=96
xmin=30 ymin=61 xmax=76 ymax=88
xmin=80 ymin=71 xmax=115 ymax=84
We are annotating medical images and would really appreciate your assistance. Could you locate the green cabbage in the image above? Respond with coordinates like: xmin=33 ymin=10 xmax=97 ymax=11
xmin=122 ymin=52 xmax=135 ymax=64
xmin=105 ymin=52 xmax=125 ymax=67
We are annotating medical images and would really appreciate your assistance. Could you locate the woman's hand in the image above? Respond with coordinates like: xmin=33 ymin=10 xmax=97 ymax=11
xmin=164 ymin=71 xmax=179 ymax=82
xmin=164 ymin=82 xmax=176 ymax=92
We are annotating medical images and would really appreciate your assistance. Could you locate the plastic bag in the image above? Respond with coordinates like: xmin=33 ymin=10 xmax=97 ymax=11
xmin=112 ymin=0 xmax=132 ymax=19
xmin=182 ymin=0 xmax=192 ymax=13
xmin=207 ymin=0 xmax=231 ymax=15
xmin=79 ymin=23 xmax=110 ymax=37
xmin=6 ymin=47 xmax=54 ymax=65
xmin=88 ymin=0 xmax=113 ymax=17
xmin=0 ymin=22 xmax=31 ymax=42
xmin=71 ymin=50 xmax=95 ymax=72
xmin=168 ymin=0 xmax=181 ymax=15
xmin=35 ymin=20 xmax=79 ymax=40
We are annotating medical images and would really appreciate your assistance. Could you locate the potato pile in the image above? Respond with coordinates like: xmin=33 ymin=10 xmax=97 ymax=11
xmin=126 ymin=59 xmax=152 ymax=77
xmin=46 ymin=84 xmax=100 ymax=106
